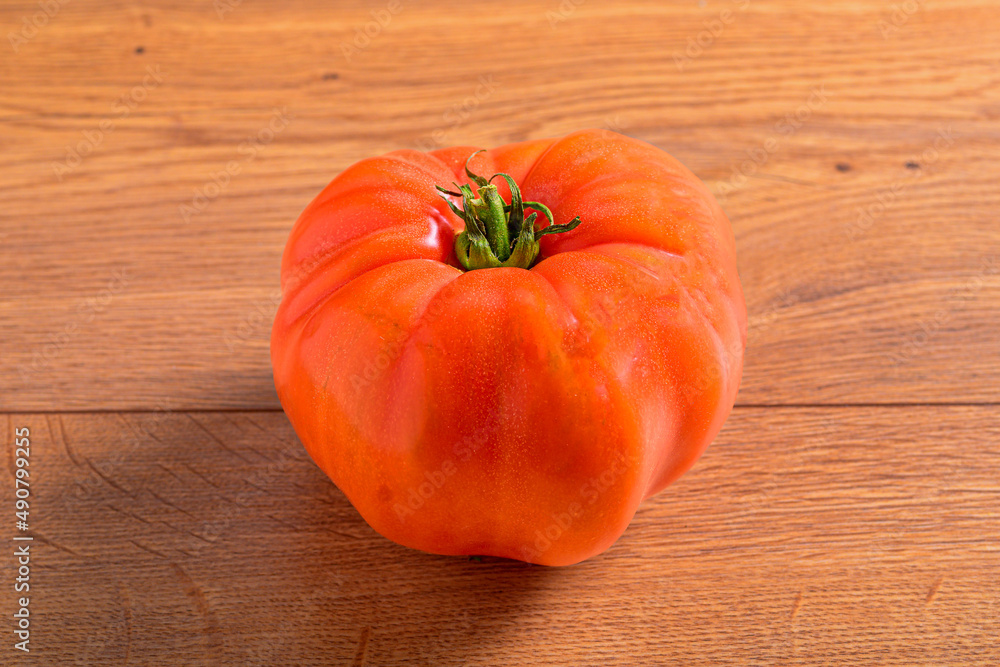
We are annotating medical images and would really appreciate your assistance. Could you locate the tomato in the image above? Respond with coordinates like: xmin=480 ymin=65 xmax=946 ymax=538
xmin=271 ymin=129 xmax=746 ymax=566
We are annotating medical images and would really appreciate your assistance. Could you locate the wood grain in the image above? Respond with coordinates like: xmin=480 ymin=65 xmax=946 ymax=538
xmin=2 ymin=408 xmax=997 ymax=665
xmin=3 ymin=0 xmax=999 ymax=664
xmin=2 ymin=0 xmax=1000 ymax=410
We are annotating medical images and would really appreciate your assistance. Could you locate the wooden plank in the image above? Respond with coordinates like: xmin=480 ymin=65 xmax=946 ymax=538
xmin=2 ymin=1 xmax=1000 ymax=410
xmin=2 ymin=407 xmax=997 ymax=664
xmin=2 ymin=116 xmax=998 ymax=409
xmin=3 ymin=1 xmax=999 ymax=120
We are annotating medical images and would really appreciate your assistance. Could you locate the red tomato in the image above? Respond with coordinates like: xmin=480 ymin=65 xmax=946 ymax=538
xmin=271 ymin=130 xmax=746 ymax=566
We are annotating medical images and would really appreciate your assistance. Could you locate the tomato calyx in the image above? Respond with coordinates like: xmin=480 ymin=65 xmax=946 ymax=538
xmin=437 ymin=150 xmax=582 ymax=271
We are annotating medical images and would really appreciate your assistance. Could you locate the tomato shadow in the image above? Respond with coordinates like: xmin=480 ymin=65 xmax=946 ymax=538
xmin=281 ymin=465 xmax=571 ymax=664
xmin=32 ymin=407 xmax=578 ymax=664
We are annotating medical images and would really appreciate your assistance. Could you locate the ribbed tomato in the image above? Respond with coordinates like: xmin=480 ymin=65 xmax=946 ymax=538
xmin=271 ymin=129 xmax=746 ymax=566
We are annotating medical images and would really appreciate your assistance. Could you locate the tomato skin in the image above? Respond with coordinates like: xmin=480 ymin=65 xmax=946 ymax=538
xmin=271 ymin=130 xmax=746 ymax=566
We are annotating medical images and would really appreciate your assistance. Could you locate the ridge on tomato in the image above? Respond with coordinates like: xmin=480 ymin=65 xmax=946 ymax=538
xmin=271 ymin=129 xmax=747 ymax=566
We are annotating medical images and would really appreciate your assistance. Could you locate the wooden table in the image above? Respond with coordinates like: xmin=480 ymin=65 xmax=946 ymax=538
xmin=2 ymin=0 xmax=998 ymax=664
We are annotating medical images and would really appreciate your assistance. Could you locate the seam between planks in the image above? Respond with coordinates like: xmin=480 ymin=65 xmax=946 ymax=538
xmin=1 ymin=402 xmax=1000 ymax=415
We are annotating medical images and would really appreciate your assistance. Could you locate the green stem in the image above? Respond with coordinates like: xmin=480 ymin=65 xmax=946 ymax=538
xmin=439 ymin=152 xmax=583 ymax=271
xmin=472 ymin=185 xmax=511 ymax=262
